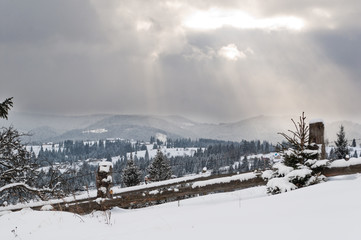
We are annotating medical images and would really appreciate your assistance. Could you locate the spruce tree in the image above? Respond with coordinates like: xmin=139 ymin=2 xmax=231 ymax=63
xmin=352 ymin=139 xmax=356 ymax=148
xmin=334 ymin=125 xmax=349 ymax=159
xmin=240 ymin=156 xmax=249 ymax=172
xmin=329 ymin=148 xmax=335 ymax=160
xmin=147 ymin=150 xmax=172 ymax=181
xmin=144 ymin=150 xmax=149 ymax=162
xmin=122 ymin=153 xmax=141 ymax=187
xmin=266 ymin=112 xmax=325 ymax=195
xmin=278 ymin=112 xmax=318 ymax=168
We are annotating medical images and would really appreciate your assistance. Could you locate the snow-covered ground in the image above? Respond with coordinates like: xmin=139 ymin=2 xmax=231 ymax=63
xmin=129 ymin=146 xmax=199 ymax=159
xmin=1 ymin=173 xmax=360 ymax=240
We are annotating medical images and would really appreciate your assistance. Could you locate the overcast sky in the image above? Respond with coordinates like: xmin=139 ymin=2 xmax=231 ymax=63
xmin=1 ymin=0 xmax=361 ymax=123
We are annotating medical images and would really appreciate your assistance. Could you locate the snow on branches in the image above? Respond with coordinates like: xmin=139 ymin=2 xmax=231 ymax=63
xmin=266 ymin=113 xmax=326 ymax=195
xmin=0 ymin=126 xmax=64 ymax=205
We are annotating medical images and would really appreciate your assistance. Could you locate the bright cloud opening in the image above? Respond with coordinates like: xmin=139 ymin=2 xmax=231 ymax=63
xmin=183 ymin=8 xmax=305 ymax=31
xmin=218 ymin=44 xmax=246 ymax=61
xmin=312 ymin=8 xmax=332 ymax=18
xmin=136 ymin=20 xmax=152 ymax=31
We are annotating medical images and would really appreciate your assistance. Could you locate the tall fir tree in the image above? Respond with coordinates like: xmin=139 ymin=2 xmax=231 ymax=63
xmin=334 ymin=125 xmax=349 ymax=159
xmin=329 ymin=148 xmax=335 ymax=160
xmin=351 ymin=139 xmax=356 ymax=148
xmin=122 ymin=153 xmax=141 ymax=187
xmin=278 ymin=112 xmax=318 ymax=168
xmin=144 ymin=150 xmax=150 ymax=162
xmin=147 ymin=150 xmax=172 ymax=181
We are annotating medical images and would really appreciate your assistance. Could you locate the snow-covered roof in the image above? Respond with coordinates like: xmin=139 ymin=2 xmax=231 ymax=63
xmin=309 ymin=119 xmax=324 ymax=124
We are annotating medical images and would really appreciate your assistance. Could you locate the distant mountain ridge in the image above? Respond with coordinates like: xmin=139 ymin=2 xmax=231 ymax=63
xmin=1 ymin=112 xmax=361 ymax=144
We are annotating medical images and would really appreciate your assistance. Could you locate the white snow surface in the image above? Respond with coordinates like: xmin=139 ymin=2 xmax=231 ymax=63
xmin=98 ymin=161 xmax=112 ymax=173
xmin=273 ymin=162 xmax=293 ymax=175
xmin=285 ymin=168 xmax=312 ymax=179
xmin=82 ymin=128 xmax=108 ymax=134
xmin=329 ymin=157 xmax=361 ymax=168
xmin=192 ymin=172 xmax=257 ymax=188
xmin=266 ymin=177 xmax=297 ymax=193
xmin=261 ymin=169 xmax=273 ymax=179
xmin=306 ymin=159 xmax=329 ymax=168
xmin=309 ymin=118 xmax=324 ymax=124
xmin=1 ymin=174 xmax=361 ymax=240
xmin=129 ymin=146 xmax=200 ymax=161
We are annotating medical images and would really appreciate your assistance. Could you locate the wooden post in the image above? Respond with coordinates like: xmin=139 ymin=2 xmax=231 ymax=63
xmin=309 ymin=121 xmax=326 ymax=159
xmin=96 ymin=161 xmax=113 ymax=198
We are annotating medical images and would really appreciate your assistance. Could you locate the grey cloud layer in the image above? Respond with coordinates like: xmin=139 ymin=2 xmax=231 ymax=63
xmin=1 ymin=0 xmax=360 ymax=122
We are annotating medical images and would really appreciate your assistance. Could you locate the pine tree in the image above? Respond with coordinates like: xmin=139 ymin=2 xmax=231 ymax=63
xmin=329 ymin=148 xmax=335 ymax=160
xmin=240 ymin=156 xmax=249 ymax=172
xmin=144 ymin=150 xmax=149 ymax=162
xmin=122 ymin=153 xmax=141 ymax=187
xmin=266 ymin=112 xmax=325 ymax=195
xmin=334 ymin=125 xmax=349 ymax=159
xmin=0 ymin=98 xmax=64 ymax=204
xmin=351 ymin=139 xmax=356 ymax=148
xmin=278 ymin=112 xmax=318 ymax=168
xmin=147 ymin=150 xmax=172 ymax=181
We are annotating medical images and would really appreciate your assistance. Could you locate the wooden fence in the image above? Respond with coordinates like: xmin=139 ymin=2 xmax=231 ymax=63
xmin=2 ymin=162 xmax=361 ymax=214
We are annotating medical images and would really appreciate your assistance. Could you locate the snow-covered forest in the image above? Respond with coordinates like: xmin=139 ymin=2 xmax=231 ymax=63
xmin=21 ymin=138 xmax=275 ymax=192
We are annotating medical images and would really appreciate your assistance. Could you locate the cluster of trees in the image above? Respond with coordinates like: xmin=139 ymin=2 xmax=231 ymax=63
xmin=113 ymin=140 xmax=275 ymax=186
xmin=37 ymin=139 xmax=135 ymax=164
xmin=166 ymin=138 xmax=273 ymax=155
xmin=37 ymin=138 xmax=274 ymax=165
xmin=119 ymin=150 xmax=172 ymax=187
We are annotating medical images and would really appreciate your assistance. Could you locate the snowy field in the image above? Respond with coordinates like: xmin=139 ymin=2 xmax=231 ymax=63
xmin=1 ymin=174 xmax=360 ymax=240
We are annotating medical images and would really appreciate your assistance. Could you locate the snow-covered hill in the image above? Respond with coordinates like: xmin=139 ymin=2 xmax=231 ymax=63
xmin=1 ymin=174 xmax=360 ymax=240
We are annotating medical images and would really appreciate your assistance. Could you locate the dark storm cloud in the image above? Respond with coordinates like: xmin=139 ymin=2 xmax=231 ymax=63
xmin=313 ymin=30 xmax=361 ymax=78
xmin=0 ymin=0 xmax=104 ymax=43
xmin=1 ymin=0 xmax=361 ymax=123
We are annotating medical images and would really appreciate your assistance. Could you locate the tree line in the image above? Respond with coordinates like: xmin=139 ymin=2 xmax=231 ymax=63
xmin=35 ymin=138 xmax=275 ymax=185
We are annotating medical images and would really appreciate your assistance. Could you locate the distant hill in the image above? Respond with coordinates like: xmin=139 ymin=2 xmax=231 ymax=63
xmin=1 ymin=112 xmax=361 ymax=144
